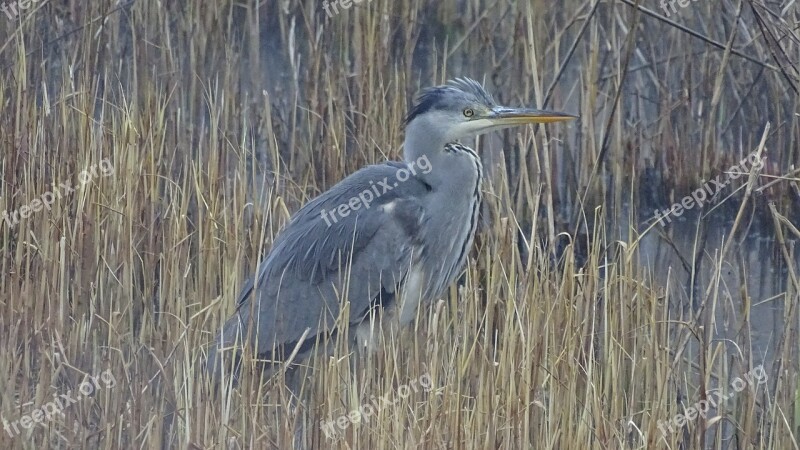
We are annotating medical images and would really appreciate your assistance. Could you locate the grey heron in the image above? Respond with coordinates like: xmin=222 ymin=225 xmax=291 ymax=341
xmin=207 ymin=77 xmax=576 ymax=377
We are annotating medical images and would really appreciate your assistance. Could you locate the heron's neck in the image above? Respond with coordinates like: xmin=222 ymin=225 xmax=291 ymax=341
xmin=402 ymin=119 xmax=451 ymax=187
xmin=403 ymin=118 xmax=447 ymax=157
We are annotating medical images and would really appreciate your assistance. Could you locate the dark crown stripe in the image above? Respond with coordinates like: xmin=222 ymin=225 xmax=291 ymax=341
xmin=404 ymin=78 xmax=494 ymax=127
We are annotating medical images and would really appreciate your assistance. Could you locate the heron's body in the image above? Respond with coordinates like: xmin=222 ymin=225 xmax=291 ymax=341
xmin=208 ymin=78 xmax=574 ymax=376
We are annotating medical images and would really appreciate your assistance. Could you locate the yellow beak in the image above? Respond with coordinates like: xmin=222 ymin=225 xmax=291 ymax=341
xmin=487 ymin=106 xmax=578 ymax=124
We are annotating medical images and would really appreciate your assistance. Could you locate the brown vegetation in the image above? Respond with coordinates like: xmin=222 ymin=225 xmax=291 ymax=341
xmin=0 ymin=0 xmax=798 ymax=448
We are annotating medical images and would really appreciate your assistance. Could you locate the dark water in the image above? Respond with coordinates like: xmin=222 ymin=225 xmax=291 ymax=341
xmin=628 ymin=209 xmax=796 ymax=373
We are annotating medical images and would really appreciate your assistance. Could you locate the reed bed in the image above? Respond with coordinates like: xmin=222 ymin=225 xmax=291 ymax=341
xmin=0 ymin=0 xmax=798 ymax=448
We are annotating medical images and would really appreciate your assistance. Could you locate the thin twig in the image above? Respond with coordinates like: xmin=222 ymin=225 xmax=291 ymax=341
xmin=618 ymin=0 xmax=789 ymax=78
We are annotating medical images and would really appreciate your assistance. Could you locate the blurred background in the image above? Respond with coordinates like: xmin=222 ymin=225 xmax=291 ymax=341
xmin=0 ymin=0 xmax=798 ymax=448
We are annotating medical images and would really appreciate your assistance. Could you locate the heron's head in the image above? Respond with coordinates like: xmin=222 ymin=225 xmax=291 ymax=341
xmin=403 ymin=78 xmax=577 ymax=147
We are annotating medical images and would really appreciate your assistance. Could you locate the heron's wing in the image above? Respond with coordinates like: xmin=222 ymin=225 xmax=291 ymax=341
xmin=219 ymin=162 xmax=430 ymax=355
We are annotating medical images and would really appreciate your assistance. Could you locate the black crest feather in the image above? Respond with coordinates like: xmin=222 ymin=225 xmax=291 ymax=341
xmin=404 ymin=78 xmax=495 ymax=127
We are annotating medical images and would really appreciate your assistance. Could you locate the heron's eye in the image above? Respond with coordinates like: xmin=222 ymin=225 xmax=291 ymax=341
xmin=463 ymin=108 xmax=474 ymax=118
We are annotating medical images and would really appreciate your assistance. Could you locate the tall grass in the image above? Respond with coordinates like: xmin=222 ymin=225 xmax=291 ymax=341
xmin=0 ymin=0 xmax=798 ymax=448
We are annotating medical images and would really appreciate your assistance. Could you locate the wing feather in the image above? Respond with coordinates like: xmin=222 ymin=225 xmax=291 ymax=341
xmin=217 ymin=162 xmax=429 ymax=357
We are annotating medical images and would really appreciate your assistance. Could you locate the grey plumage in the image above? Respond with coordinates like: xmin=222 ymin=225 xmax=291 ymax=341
xmin=207 ymin=78 xmax=576 ymax=377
